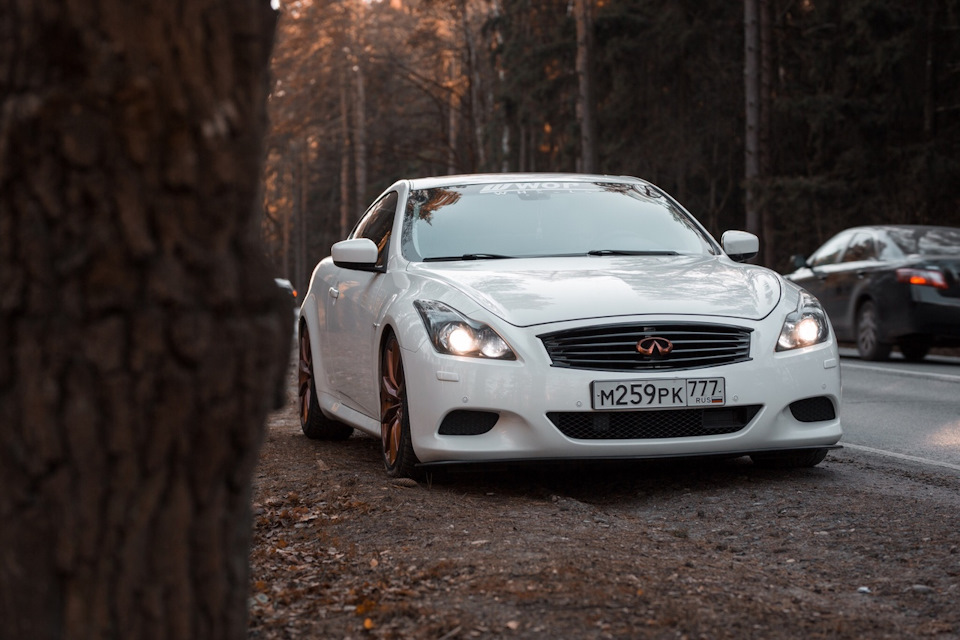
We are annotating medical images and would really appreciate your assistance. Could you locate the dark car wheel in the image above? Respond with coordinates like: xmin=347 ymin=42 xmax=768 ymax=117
xmin=380 ymin=332 xmax=421 ymax=479
xmin=899 ymin=337 xmax=932 ymax=362
xmin=856 ymin=301 xmax=891 ymax=361
xmin=298 ymin=325 xmax=354 ymax=440
xmin=750 ymin=448 xmax=828 ymax=468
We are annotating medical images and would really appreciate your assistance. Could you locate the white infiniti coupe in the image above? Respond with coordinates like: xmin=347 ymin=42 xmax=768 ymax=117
xmin=297 ymin=174 xmax=842 ymax=478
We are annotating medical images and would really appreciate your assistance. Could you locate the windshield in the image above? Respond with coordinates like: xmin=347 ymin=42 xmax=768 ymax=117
xmin=400 ymin=181 xmax=717 ymax=262
xmin=885 ymin=227 xmax=960 ymax=257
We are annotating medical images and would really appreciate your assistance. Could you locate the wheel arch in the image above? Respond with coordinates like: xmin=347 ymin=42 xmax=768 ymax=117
xmin=852 ymin=293 xmax=878 ymax=329
xmin=853 ymin=293 xmax=874 ymax=319
xmin=298 ymin=295 xmax=333 ymax=395
xmin=377 ymin=322 xmax=400 ymax=364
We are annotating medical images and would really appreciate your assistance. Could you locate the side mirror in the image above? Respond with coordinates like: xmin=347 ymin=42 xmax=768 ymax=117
xmin=721 ymin=230 xmax=759 ymax=263
xmin=790 ymin=254 xmax=808 ymax=270
xmin=332 ymin=238 xmax=380 ymax=271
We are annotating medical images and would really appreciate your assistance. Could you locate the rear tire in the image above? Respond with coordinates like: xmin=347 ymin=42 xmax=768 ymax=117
xmin=298 ymin=324 xmax=353 ymax=441
xmin=751 ymin=448 xmax=829 ymax=468
xmin=855 ymin=301 xmax=891 ymax=361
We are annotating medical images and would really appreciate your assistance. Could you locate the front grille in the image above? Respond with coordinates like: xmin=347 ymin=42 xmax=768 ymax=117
xmin=547 ymin=405 xmax=761 ymax=440
xmin=539 ymin=323 xmax=753 ymax=371
xmin=789 ymin=397 xmax=836 ymax=423
xmin=438 ymin=410 xmax=500 ymax=435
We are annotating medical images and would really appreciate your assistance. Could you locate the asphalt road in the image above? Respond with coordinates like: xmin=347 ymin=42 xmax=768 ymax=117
xmin=838 ymin=347 xmax=960 ymax=469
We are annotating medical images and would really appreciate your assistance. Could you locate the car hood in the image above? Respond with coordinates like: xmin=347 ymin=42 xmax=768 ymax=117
xmin=408 ymin=255 xmax=783 ymax=327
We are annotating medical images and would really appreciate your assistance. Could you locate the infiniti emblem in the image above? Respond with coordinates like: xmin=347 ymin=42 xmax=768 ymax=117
xmin=637 ymin=336 xmax=673 ymax=356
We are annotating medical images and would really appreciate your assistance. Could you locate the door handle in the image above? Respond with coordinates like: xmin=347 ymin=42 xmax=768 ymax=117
xmin=328 ymin=287 xmax=340 ymax=299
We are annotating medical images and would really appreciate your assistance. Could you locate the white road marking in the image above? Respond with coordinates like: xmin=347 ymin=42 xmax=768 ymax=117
xmin=842 ymin=443 xmax=960 ymax=473
xmin=841 ymin=361 xmax=960 ymax=383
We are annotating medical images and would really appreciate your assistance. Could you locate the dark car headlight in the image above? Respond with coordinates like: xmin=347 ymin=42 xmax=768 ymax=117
xmin=414 ymin=300 xmax=516 ymax=360
xmin=776 ymin=291 xmax=830 ymax=351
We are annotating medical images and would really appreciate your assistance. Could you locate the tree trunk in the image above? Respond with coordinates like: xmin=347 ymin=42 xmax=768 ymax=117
xmin=574 ymin=0 xmax=598 ymax=173
xmin=744 ymin=0 xmax=761 ymax=240
xmin=281 ymin=155 xmax=292 ymax=278
xmin=353 ymin=61 xmax=368 ymax=211
xmin=350 ymin=4 xmax=368 ymax=212
xmin=446 ymin=50 xmax=461 ymax=175
xmin=759 ymin=0 xmax=774 ymax=267
xmin=340 ymin=66 xmax=352 ymax=238
xmin=459 ymin=0 xmax=486 ymax=172
xmin=0 ymin=1 xmax=287 ymax=638
xmin=297 ymin=138 xmax=309 ymax=294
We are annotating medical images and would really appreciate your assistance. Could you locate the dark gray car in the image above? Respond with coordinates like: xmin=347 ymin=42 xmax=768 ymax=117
xmin=785 ymin=225 xmax=960 ymax=361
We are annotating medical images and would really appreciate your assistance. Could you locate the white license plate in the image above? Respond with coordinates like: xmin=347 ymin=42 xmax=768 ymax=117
xmin=591 ymin=378 xmax=725 ymax=410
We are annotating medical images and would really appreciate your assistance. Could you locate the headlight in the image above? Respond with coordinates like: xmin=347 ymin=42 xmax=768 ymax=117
xmin=776 ymin=291 xmax=830 ymax=351
xmin=414 ymin=300 xmax=516 ymax=360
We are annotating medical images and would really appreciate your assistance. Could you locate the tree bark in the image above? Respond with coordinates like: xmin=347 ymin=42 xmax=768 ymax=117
xmin=0 ymin=1 xmax=286 ymax=638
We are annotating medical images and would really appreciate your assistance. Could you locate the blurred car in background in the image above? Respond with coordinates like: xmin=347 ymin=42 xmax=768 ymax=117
xmin=275 ymin=278 xmax=298 ymax=304
xmin=785 ymin=225 xmax=960 ymax=361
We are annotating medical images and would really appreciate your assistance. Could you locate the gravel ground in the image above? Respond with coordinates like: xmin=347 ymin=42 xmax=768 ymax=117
xmin=249 ymin=366 xmax=960 ymax=639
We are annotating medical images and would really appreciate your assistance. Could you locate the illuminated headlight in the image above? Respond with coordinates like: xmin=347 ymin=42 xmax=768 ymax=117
xmin=776 ymin=291 xmax=830 ymax=351
xmin=415 ymin=300 xmax=516 ymax=360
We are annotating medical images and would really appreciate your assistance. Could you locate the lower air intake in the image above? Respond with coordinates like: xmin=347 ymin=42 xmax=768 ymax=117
xmin=547 ymin=406 xmax=761 ymax=440
xmin=789 ymin=397 xmax=836 ymax=423
xmin=438 ymin=410 xmax=500 ymax=436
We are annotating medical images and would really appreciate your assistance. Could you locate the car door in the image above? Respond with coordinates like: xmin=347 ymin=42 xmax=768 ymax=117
xmin=828 ymin=231 xmax=881 ymax=336
xmin=321 ymin=191 xmax=399 ymax=417
xmin=790 ymin=230 xmax=855 ymax=325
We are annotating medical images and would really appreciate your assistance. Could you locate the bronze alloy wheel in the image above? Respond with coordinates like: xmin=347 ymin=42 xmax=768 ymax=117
xmin=298 ymin=327 xmax=314 ymax=426
xmin=379 ymin=333 xmax=420 ymax=477
xmin=298 ymin=324 xmax=353 ymax=441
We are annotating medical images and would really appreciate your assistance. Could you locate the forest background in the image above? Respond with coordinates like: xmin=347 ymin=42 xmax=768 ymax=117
xmin=262 ymin=0 xmax=960 ymax=294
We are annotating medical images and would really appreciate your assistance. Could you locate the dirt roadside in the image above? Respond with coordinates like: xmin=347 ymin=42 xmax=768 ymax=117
xmin=248 ymin=366 xmax=960 ymax=640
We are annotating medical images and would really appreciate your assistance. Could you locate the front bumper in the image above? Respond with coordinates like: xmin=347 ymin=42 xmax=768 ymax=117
xmin=401 ymin=317 xmax=842 ymax=464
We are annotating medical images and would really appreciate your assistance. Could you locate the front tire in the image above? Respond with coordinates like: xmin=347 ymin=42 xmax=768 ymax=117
xmin=380 ymin=332 xmax=420 ymax=478
xmin=298 ymin=324 xmax=353 ymax=440
xmin=751 ymin=448 xmax=829 ymax=468
xmin=856 ymin=301 xmax=891 ymax=361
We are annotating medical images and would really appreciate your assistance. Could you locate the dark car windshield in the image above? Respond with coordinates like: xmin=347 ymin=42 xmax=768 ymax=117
xmin=885 ymin=227 xmax=960 ymax=257
xmin=400 ymin=181 xmax=717 ymax=262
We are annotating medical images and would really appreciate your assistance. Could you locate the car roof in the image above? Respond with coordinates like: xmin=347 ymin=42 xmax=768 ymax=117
xmin=404 ymin=173 xmax=649 ymax=190
xmin=847 ymin=224 xmax=960 ymax=234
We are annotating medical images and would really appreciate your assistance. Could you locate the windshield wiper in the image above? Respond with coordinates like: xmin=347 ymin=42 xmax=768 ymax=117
xmin=423 ymin=253 xmax=515 ymax=262
xmin=586 ymin=249 xmax=679 ymax=256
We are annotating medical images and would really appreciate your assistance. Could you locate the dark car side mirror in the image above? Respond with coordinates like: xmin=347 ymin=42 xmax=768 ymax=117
xmin=790 ymin=254 xmax=808 ymax=270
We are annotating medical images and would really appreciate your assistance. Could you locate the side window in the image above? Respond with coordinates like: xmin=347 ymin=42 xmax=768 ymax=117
xmin=809 ymin=233 xmax=851 ymax=267
xmin=841 ymin=233 xmax=876 ymax=263
xmin=875 ymin=234 xmax=904 ymax=261
xmin=352 ymin=192 xmax=398 ymax=270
